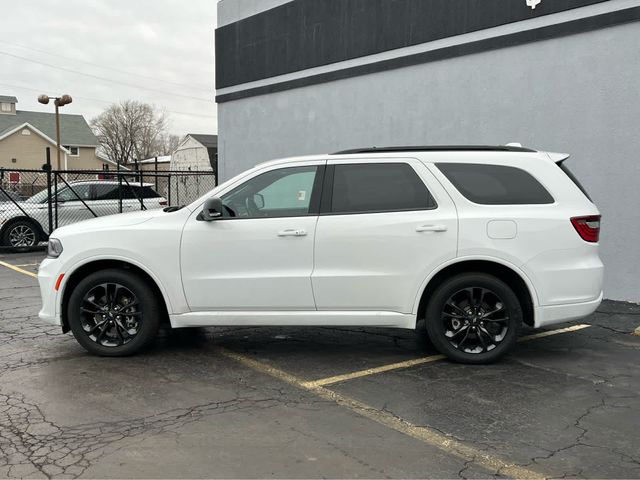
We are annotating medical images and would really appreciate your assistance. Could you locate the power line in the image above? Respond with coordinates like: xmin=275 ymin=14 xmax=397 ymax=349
xmin=0 ymin=39 xmax=212 ymax=92
xmin=0 ymin=51 xmax=214 ymax=103
xmin=0 ymin=81 xmax=217 ymax=119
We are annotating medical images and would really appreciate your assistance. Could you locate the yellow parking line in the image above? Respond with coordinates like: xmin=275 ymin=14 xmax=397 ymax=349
xmin=13 ymin=263 xmax=40 ymax=268
xmin=518 ymin=323 xmax=591 ymax=342
xmin=218 ymin=346 xmax=543 ymax=479
xmin=305 ymin=323 xmax=593 ymax=387
xmin=302 ymin=354 xmax=446 ymax=388
xmin=0 ymin=260 xmax=37 ymax=278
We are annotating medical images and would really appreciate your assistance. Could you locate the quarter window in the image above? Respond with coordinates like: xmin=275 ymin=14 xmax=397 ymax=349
xmin=436 ymin=163 xmax=554 ymax=205
xmin=330 ymin=163 xmax=435 ymax=214
xmin=222 ymin=166 xmax=318 ymax=218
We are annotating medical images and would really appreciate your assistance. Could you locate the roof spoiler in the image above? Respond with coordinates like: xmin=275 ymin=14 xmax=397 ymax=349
xmin=546 ymin=151 xmax=571 ymax=164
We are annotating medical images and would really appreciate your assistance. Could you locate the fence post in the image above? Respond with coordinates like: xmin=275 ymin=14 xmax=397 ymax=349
xmin=167 ymin=172 xmax=172 ymax=205
xmin=45 ymin=147 xmax=53 ymax=235
xmin=154 ymin=156 xmax=158 ymax=191
xmin=54 ymin=172 xmax=59 ymax=229
xmin=139 ymin=162 xmax=144 ymax=211
xmin=117 ymin=160 xmax=122 ymax=213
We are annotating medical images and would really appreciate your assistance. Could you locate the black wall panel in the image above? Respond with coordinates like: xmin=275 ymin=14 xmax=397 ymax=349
xmin=215 ymin=0 xmax=609 ymax=88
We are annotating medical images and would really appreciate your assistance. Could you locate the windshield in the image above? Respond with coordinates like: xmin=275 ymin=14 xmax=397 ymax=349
xmin=24 ymin=189 xmax=52 ymax=204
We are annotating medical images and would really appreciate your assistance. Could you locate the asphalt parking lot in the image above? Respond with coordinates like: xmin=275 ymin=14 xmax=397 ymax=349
xmin=0 ymin=250 xmax=639 ymax=479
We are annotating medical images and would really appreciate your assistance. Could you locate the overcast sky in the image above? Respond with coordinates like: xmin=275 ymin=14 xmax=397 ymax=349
xmin=1 ymin=0 xmax=217 ymax=136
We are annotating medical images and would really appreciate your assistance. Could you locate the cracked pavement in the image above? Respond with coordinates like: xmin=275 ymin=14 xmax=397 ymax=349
xmin=1 ymin=251 xmax=639 ymax=478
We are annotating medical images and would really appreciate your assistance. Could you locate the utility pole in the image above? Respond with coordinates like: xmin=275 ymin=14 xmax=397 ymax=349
xmin=38 ymin=94 xmax=73 ymax=170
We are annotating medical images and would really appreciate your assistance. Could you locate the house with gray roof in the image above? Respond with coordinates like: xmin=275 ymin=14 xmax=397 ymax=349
xmin=0 ymin=95 xmax=113 ymax=172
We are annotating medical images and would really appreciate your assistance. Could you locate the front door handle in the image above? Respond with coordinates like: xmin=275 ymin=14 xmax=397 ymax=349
xmin=416 ymin=224 xmax=448 ymax=233
xmin=278 ymin=228 xmax=307 ymax=237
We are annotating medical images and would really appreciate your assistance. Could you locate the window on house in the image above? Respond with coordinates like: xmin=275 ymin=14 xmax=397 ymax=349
xmin=0 ymin=103 xmax=11 ymax=112
xmin=64 ymin=146 xmax=79 ymax=156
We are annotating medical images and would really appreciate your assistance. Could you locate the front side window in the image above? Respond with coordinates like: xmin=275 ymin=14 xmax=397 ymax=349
xmin=330 ymin=163 xmax=436 ymax=214
xmin=221 ymin=166 xmax=318 ymax=219
xmin=436 ymin=163 xmax=554 ymax=205
xmin=56 ymin=184 xmax=91 ymax=202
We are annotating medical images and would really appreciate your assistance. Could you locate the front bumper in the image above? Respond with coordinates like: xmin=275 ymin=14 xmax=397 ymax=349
xmin=37 ymin=257 xmax=62 ymax=326
xmin=534 ymin=291 xmax=603 ymax=328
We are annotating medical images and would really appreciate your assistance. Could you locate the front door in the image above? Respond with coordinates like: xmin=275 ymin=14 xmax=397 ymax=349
xmin=312 ymin=159 xmax=458 ymax=314
xmin=180 ymin=162 xmax=324 ymax=311
xmin=54 ymin=183 xmax=96 ymax=227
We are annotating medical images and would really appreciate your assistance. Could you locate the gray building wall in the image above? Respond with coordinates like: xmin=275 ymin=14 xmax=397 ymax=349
xmin=216 ymin=5 xmax=640 ymax=302
xmin=217 ymin=0 xmax=291 ymax=26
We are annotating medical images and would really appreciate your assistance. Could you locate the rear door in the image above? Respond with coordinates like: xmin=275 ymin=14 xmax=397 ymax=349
xmin=311 ymin=158 xmax=458 ymax=314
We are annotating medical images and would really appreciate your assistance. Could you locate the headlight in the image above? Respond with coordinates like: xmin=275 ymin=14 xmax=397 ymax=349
xmin=47 ymin=238 xmax=63 ymax=258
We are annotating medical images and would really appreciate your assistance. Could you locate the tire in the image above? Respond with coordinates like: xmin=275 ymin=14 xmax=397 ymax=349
xmin=425 ymin=273 xmax=522 ymax=364
xmin=67 ymin=268 xmax=160 ymax=356
xmin=1 ymin=219 xmax=41 ymax=248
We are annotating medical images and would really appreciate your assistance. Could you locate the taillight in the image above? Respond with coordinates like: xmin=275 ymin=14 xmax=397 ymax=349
xmin=571 ymin=215 xmax=601 ymax=243
xmin=159 ymin=200 xmax=167 ymax=206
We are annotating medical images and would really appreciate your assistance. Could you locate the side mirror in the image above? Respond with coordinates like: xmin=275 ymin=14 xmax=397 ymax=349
xmin=201 ymin=197 xmax=224 ymax=221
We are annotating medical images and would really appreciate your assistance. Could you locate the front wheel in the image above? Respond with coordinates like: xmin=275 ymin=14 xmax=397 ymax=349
xmin=425 ymin=273 xmax=522 ymax=364
xmin=2 ymin=220 xmax=41 ymax=248
xmin=67 ymin=269 xmax=160 ymax=356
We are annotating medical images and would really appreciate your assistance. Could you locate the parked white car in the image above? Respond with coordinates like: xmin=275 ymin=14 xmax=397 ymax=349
xmin=38 ymin=146 xmax=603 ymax=363
xmin=0 ymin=181 xmax=166 ymax=247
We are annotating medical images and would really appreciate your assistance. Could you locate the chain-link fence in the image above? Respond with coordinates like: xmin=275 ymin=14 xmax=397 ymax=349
xmin=0 ymin=168 xmax=215 ymax=249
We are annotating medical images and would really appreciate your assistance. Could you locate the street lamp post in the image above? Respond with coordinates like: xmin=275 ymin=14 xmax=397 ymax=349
xmin=37 ymin=94 xmax=72 ymax=170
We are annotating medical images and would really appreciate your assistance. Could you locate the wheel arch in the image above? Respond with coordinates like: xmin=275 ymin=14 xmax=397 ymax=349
xmin=59 ymin=258 xmax=171 ymax=333
xmin=414 ymin=258 xmax=539 ymax=328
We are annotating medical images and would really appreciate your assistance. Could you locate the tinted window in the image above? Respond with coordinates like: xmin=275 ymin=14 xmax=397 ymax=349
xmin=330 ymin=163 xmax=435 ymax=214
xmin=222 ymin=166 xmax=318 ymax=218
xmin=140 ymin=186 xmax=161 ymax=198
xmin=93 ymin=184 xmax=119 ymax=200
xmin=437 ymin=163 xmax=554 ymax=205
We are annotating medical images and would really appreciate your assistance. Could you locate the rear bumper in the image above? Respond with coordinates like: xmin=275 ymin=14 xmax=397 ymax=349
xmin=534 ymin=291 xmax=603 ymax=328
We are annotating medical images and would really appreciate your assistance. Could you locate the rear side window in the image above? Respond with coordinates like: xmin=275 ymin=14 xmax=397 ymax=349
xmin=436 ymin=163 xmax=554 ymax=205
xmin=140 ymin=186 xmax=161 ymax=198
xmin=330 ymin=163 xmax=436 ymax=214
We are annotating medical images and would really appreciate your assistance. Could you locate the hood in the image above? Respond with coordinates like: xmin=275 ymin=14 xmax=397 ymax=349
xmin=51 ymin=208 xmax=167 ymax=237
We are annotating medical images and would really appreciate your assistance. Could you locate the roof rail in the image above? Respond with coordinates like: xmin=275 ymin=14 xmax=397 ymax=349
xmin=331 ymin=145 xmax=537 ymax=155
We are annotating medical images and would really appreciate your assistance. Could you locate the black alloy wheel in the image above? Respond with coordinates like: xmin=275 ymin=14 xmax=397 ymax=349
xmin=442 ymin=287 xmax=509 ymax=354
xmin=68 ymin=269 xmax=160 ymax=356
xmin=80 ymin=282 xmax=141 ymax=347
xmin=425 ymin=273 xmax=522 ymax=364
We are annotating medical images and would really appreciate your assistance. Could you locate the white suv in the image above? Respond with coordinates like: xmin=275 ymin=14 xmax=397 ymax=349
xmin=38 ymin=146 xmax=603 ymax=363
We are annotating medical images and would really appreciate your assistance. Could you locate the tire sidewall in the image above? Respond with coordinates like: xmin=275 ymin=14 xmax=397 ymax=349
xmin=425 ymin=273 xmax=522 ymax=364
xmin=67 ymin=269 xmax=160 ymax=356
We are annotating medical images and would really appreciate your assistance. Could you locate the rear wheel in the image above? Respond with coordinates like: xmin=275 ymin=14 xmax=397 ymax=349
xmin=67 ymin=269 xmax=160 ymax=356
xmin=425 ymin=273 xmax=521 ymax=364
xmin=2 ymin=220 xmax=41 ymax=248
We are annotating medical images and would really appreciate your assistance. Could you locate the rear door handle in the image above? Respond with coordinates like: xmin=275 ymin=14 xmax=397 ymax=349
xmin=416 ymin=224 xmax=448 ymax=233
xmin=278 ymin=228 xmax=307 ymax=237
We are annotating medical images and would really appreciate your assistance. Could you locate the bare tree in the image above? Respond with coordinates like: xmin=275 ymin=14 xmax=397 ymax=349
xmin=91 ymin=101 xmax=173 ymax=165
xmin=153 ymin=133 xmax=182 ymax=156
